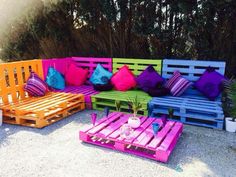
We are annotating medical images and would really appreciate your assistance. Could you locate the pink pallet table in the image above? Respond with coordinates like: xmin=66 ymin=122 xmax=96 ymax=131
xmin=79 ymin=112 xmax=183 ymax=163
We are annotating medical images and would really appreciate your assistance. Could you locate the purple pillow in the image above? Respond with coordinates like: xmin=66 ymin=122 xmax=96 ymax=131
xmin=136 ymin=65 xmax=164 ymax=92
xmin=194 ymin=67 xmax=226 ymax=101
xmin=24 ymin=72 xmax=48 ymax=97
xmin=165 ymin=70 xmax=192 ymax=96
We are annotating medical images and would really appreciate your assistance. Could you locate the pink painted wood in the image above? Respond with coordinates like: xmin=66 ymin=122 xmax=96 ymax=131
xmin=71 ymin=57 xmax=113 ymax=78
xmin=42 ymin=57 xmax=112 ymax=108
xmin=42 ymin=57 xmax=72 ymax=80
xmin=79 ymin=112 xmax=183 ymax=163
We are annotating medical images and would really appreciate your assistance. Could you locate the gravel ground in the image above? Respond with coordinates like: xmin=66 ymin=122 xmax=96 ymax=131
xmin=0 ymin=110 xmax=235 ymax=177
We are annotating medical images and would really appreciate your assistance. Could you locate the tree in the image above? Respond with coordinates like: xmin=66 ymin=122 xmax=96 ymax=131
xmin=1 ymin=0 xmax=235 ymax=76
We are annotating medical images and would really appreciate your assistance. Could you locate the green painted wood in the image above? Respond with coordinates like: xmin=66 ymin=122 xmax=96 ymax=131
xmin=112 ymin=58 xmax=162 ymax=75
xmin=92 ymin=90 xmax=151 ymax=115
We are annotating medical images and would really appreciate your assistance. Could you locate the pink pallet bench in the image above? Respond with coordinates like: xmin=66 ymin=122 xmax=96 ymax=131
xmin=79 ymin=112 xmax=183 ymax=163
xmin=42 ymin=57 xmax=112 ymax=108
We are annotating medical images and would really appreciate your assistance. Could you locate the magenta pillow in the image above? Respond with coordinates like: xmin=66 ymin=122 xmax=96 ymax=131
xmin=165 ymin=70 xmax=192 ymax=96
xmin=65 ymin=63 xmax=88 ymax=86
xmin=194 ymin=67 xmax=226 ymax=100
xmin=24 ymin=72 xmax=48 ymax=97
xmin=111 ymin=65 xmax=136 ymax=91
xmin=136 ymin=65 xmax=164 ymax=92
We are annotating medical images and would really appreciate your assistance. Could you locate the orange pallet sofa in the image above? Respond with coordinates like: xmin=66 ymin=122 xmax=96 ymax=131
xmin=0 ymin=60 xmax=85 ymax=128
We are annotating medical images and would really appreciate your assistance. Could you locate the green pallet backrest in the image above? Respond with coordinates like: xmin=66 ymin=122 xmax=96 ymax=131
xmin=112 ymin=58 xmax=162 ymax=75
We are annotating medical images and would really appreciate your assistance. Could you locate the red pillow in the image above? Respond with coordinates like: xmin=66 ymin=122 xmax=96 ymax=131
xmin=111 ymin=65 xmax=136 ymax=91
xmin=65 ymin=63 xmax=88 ymax=86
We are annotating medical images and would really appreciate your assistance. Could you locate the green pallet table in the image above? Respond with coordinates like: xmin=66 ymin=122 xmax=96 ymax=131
xmin=92 ymin=90 xmax=152 ymax=115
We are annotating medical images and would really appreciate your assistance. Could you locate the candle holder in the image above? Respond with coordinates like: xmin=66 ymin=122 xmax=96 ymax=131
xmin=91 ymin=113 xmax=97 ymax=126
xmin=152 ymin=122 xmax=159 ymax=136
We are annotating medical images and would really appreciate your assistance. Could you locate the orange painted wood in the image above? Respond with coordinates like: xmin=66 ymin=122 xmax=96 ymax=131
xmin=0 ymin=60 xmax=85 ymax=128
xmin=1 ymin=92 xmax=85 ymax=128
xmin=0 ymin=60 xmax=43 ymax=104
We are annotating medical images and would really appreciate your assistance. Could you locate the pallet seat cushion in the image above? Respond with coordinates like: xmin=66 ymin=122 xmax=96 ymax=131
xmin=194 ymin=67 xmax=226 ymax=101
xmin=136 ymin=65 xmax=164 ymax=92
xmin=89 ymin=64 xmax=113 ymax=85
xmin=46 ymin=67 xmax=65 ymax=90
xmin=111 ymin=65 xmax=136 ymax=91
xmin=65 ymin=63 xmax=88 ymax=86
xmin=165 ymin=70 xmax=192 ymax=97
xmin=24 ymin=72 xmax=48 ymax=97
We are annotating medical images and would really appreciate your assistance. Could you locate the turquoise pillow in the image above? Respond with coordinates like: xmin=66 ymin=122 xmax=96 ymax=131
xmin=46 ymin=67 xmax=65 ymax=90
xmin=89 ymin=64 xmax=112 ymax=85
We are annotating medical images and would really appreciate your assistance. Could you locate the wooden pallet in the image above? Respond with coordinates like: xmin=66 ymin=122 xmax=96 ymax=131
xmin=113 ymin=58 xmax=162 ymax=76
xmin=42 ymin=57 xmax=113 ymax=108
xmin=162 ymin=59 xmax=226 ymax=99
xmin=72 ymin=57 xmax=113 ymax=78
xmin=149 ymin=59 xmax=226 ymax=129
xmin=149 ymin=96 xmax=224 ymax=129
xmin=91 ymin=90 xmax=152 ymax=115
xmin=0 ymin=60 xmax=86 ymax=128
xmin=42 ymin=57 xmax=72 ymax=80
xmin=79 ymin=112 xmax=183 ymax=163
xmin=43 ymin=57 xmax=112 ymax=80
xmin=1 ymin=92 xmax=85 ymax=128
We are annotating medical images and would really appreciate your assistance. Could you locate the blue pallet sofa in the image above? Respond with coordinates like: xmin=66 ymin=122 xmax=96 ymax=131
xmin=148 ymin=59 xmax=226 ymax=129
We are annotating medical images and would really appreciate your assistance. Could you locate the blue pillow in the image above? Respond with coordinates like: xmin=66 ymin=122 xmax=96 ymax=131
xmin=46 ymin=67 xmax=65 ymax=90
xmin=89 ymin=64 xmax=112 ymax=85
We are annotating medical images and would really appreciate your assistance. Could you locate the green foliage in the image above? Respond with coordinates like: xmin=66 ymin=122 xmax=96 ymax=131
xmin=1 ymin=0 xmax=236 ymax=76
xmin=127 ymin=96 xmax=143 ymax=117
xmin=223 ymin=78 xmax=236 ymax=121
xmin=115 ymin=100 xmax=121 ymax=112
xmin=168 ymin=108 xmax=174 ymax=119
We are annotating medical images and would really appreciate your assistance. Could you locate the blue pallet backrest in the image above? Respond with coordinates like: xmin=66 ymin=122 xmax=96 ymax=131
xmin=162 ymin=59 xmax=226 ymax=99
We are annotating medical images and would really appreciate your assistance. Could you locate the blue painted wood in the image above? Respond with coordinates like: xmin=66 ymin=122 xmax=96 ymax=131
xmin=149 ymin=59 xmax=226 ymax=130
xmin=151 ymin=96 xmax=223 ymax=112
xmin=149 ymin=99 xmax=224 ymax=129
xmin=162 ymin=59 xmax=226 ymax=100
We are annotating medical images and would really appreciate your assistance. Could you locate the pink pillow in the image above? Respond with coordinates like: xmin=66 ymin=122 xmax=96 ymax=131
xmin=111 ymin=65 xmax=136 ymax=91
xmin=65 ymin=63 xmax=88 ymax=86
